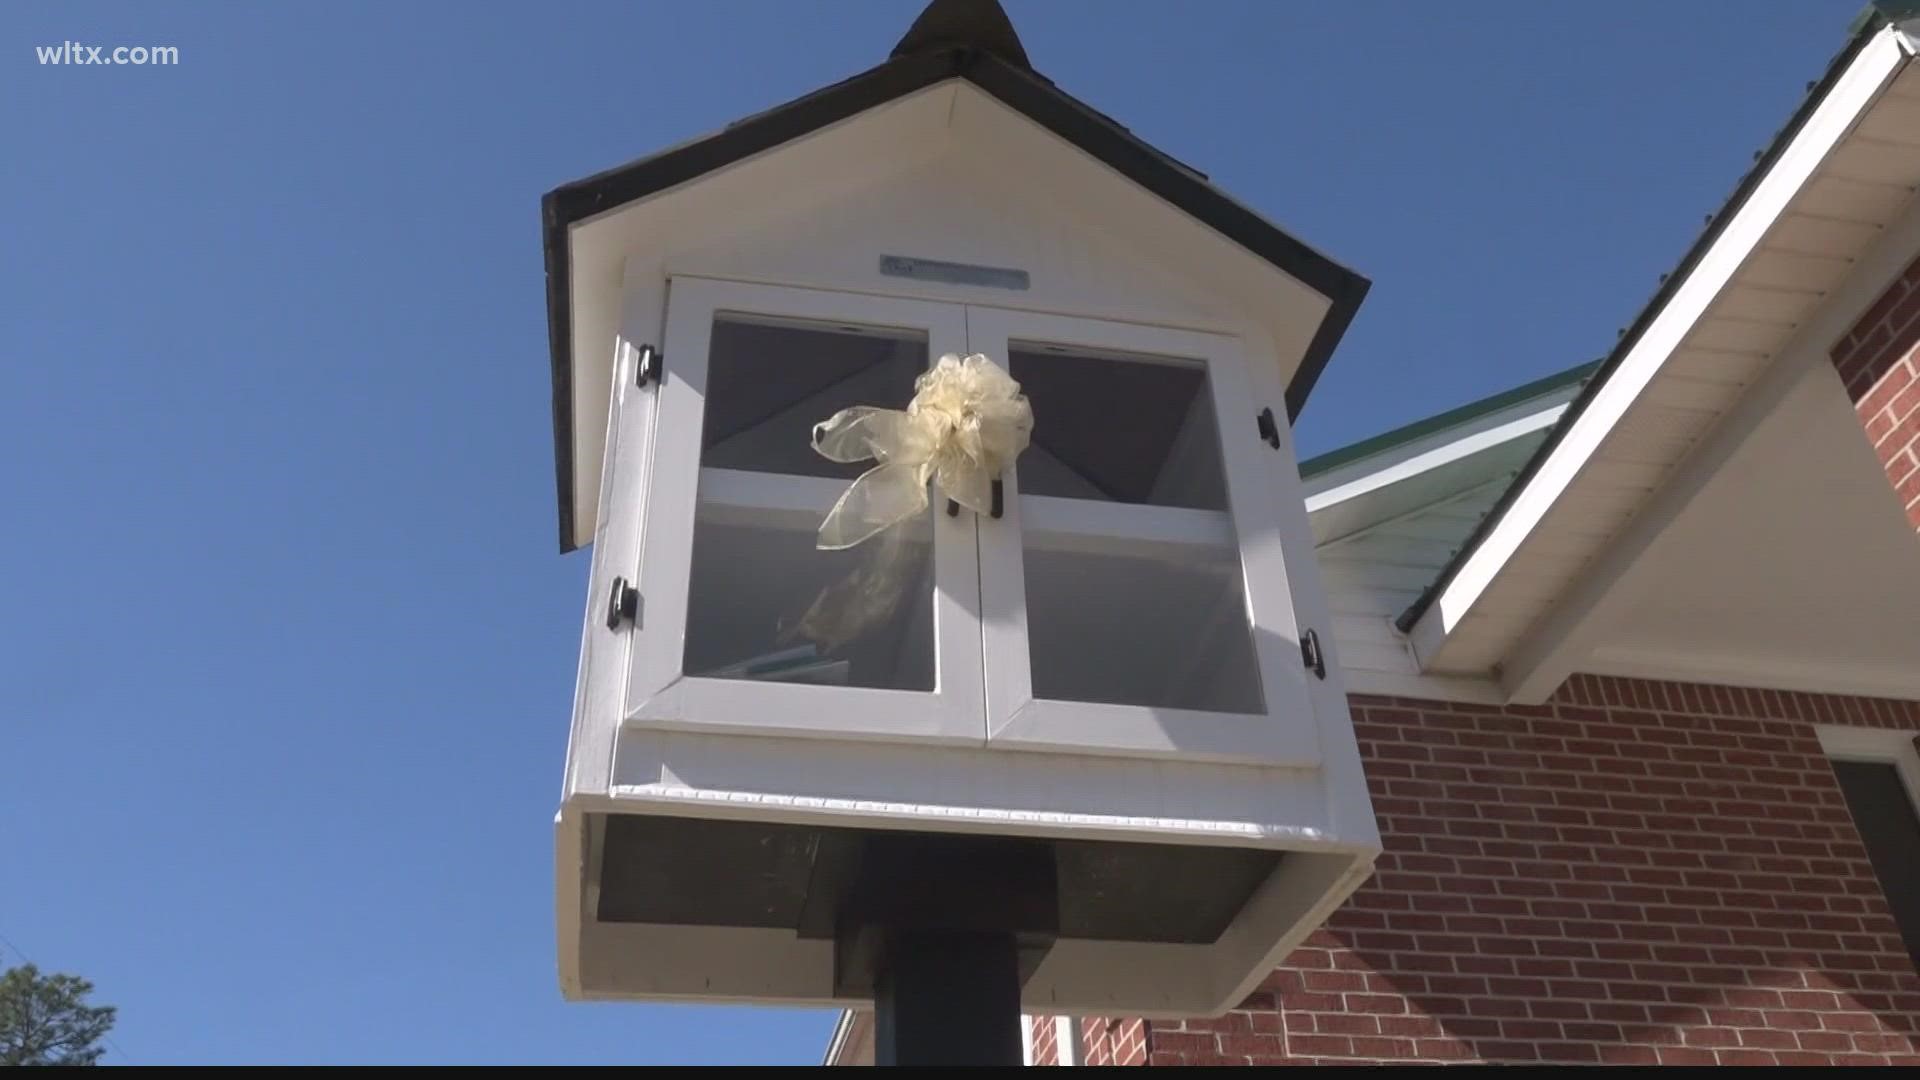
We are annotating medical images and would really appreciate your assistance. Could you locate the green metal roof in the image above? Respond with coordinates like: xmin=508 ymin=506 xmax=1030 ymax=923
xmin=1299 ymin=360 xmax=1598 ymax=481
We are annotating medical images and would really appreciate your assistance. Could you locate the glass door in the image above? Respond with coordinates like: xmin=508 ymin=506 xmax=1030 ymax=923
xmin=625 ymin=278 xmax=984 ymax=744
xmin=967 ymin=306 xmax=1322 ymax=767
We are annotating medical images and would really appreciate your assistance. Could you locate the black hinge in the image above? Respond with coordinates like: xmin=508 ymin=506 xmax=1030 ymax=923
xmin=606 ymin=576 xmax=639 ymax=630
xmin=635 ymin=344 xmax=661 ymax=386
xmin=1255 ymin=407 xmax=1281 ymax=449
xmin=1300 ymin=628 xmax=1326 ymax=680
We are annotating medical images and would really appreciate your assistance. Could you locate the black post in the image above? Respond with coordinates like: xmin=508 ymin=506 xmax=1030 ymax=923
xmin=873 ymin=930 xmax=1023 ymax=1066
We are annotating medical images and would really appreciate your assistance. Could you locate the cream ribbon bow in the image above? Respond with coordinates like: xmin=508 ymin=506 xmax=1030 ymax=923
xmin=810 ymin=353 xmax=1034 ymax=550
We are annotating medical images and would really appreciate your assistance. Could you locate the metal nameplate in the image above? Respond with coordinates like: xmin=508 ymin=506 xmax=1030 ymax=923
xmin=879 ymin=255 xmax=1030 ymax=291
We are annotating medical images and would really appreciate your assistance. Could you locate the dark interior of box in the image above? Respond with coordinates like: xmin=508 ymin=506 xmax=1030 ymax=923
xmin=593 ymin=812 xmax=1280 ymax=949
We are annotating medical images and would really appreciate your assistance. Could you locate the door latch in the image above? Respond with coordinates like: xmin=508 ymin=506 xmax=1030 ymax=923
xmin=1301 ymin=628 xmax=1326 ymax=680
xmin=1256 ymin=407 xmax=1281 ymax=450
xmin=635 ymin=344 xmax=661 ymax=386
xmin=606 ymin=576 xmax=639 ymax=630
xmin=947 ymin=478 xmax=1007 ymax=519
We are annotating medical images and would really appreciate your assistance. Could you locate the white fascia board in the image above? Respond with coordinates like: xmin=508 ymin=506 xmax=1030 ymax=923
xmin=1407 ymin=25 xmax=1915 ymax=654
xmin=1305 ymin=399 xmax=1570 ymax=515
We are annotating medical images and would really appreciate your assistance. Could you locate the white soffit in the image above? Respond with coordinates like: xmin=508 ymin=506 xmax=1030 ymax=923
xmin=1408 ymin=23 xmax=1920 ymax=677
xmin=1580 ymin=360 xmax=1920 ymax=702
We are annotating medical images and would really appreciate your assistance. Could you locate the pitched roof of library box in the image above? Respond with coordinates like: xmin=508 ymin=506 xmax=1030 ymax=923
xmin=541 ymin=0 xmax=1369 ymax=551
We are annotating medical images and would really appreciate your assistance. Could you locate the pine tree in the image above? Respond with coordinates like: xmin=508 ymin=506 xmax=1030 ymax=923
xmin=0 ymin=964 xmax=117 ymax=1066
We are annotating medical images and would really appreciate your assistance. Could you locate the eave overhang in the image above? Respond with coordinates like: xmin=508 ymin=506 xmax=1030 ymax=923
xmin=1399 ymin=11 xmax=1920 ymax=687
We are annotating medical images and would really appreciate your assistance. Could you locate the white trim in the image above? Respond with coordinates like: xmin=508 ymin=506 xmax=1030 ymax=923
xmin=563 ymin=271 xmax=663 ymax=805
xmin=624 ymin=277 xmax=987 ymax=747
xmin=1339 ymin=666 xmax=1508 ymax=704
xmin=823 ymin=1009 xmax=860 ymax=1067
xmin=693 ymin=467 xmax=842 ymax=522
xmin=553 ymin=808 xmax=584 ymax=1000
xmin=1056 ymin=1016 xmax=1082 ymax=1066
xmin=1207 ymin=850 xmax=1379 ymax=1015
xmin=965 ymin=306 xmax=1322 ymax=768
xmin=1817 ymin=724 xmax=1920 ymax=818
xmin=1305 ymin=399 xmax=1570 ymax=513
xmin=1315 ymin=475 xmax=1514 ymax=556
xmin=604 ymin=781 xmax=1356 ymax=847
xmin=1585 ymin=638 xmax=1920 ymax=705
xmin=1898 ymin=15 xmax=1920 ymax=54
xmin=1408 ymin=27 xmax=1913 ymax=652
xmin=1023 ymin=496 xmax=1234 ymax=553
xmin=1495 ymin=153 xmax=1920 ymax=704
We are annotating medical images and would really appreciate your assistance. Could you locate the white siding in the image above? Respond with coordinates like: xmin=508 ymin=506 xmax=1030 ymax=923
xmin=1315 ymin=476 xmax=1525 ymax=677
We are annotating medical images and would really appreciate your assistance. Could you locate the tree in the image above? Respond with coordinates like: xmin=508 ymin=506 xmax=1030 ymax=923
xmin=0 ymin=963 xmax=116 ymax=1066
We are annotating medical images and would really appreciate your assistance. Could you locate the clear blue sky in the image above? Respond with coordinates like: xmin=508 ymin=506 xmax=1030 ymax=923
xmin=0 ymin=0 xmax=1866 ymax=1065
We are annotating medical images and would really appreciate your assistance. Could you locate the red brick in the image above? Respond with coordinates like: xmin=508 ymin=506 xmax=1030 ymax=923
xmin=1598 ymin=1044 xmax=1660 ymax=1064
xmin=1347 ymin=1036 xmax=1415 ymax=1058
xmin=1125 ymin=679 xmax=1920 ymax=1066
xmin=1539 ymin=1041 xmax=1602 ymax=1062
xmin=1856 ymin=352 xmax=1917 ymax=419
xmin=1477 ymin=1040 xmax=1542 ymax=1061
xmin=1283 ymin=1034 xmax=1352 ymax=1057
xmin=1833 ymin=261 xmax=1920 ymax=532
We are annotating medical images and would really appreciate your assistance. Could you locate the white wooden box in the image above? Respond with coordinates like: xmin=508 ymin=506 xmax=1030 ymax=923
xmin=549 ymin=77 xmax=1379 ymax=1017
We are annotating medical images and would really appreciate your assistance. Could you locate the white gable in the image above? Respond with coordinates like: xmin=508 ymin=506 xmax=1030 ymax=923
xmin=559 ymin=82 xmax=1334 ymax=547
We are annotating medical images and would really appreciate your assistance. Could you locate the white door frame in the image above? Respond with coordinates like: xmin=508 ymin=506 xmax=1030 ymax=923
xmin=966 ymin=305 xmax=1322 ymax=768
xmin=624 ymin=276 xmax=986 ymax=746
xmin=1818 ymin=724 xmax=1920 ymax=813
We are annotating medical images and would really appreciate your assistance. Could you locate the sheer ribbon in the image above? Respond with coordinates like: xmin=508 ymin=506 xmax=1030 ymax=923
xmin=809 ymin=352 xmax=1034 ymax=550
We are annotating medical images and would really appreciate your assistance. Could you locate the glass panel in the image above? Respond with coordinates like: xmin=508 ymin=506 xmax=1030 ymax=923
xmin=685 ymin=312 xmax=937 ymax=693
xmin=1008 ymin=344 xmax=1227 ymax=511
xmin=684 ymin=506 xmax=936 ymax=692
xmin=701 ymin=315 xmax=926 ymax=479
xmin=1022 ymin=532 xmax=1264 ymax=712
xmin=1011 ymin=341 xmax=1260 ymax=712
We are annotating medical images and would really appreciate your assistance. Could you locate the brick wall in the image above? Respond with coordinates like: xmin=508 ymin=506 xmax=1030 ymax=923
xmin=1028 ymin=1016 xmax=1148 ymax=1066
xmin=1082 ymin=1018 xmax=1148 ymax=1066
xmin=1832 ymin=252 xmax=1920 ymax=533
xmin=1138 ymin=675 xmax=1920 ymax=1066
xmin=1029 ymin=1014 xmax=1057 ymax=1065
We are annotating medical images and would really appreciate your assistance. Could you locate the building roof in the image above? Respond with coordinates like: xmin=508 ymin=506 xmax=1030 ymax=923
xmin=541 ymin=0 xmax=1369 ymax=552
xmin=1397 ymin=1 xmax=1920 ymax=633
xmin=1299 ymin=360 xmax=1598 ymax=481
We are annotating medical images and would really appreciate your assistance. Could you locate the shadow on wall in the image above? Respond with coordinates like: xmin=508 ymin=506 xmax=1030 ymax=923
xmin=1149 ymin=676 xmax=1920 ymax=1066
